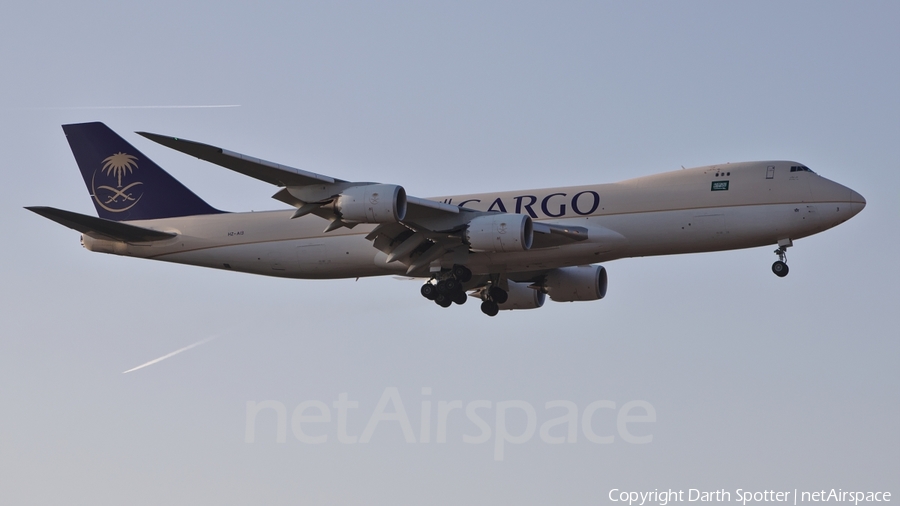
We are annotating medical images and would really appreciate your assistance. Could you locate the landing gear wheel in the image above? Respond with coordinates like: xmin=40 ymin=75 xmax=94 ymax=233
xmin=772 ymin=245 xmax=790 ymax=278
xmin=452 ymin=264 xmax=472 ymax=283
xmin=436 ymin=280 xmax=449 ymax=294
xmin=452 ymin=289 xmax=467 ymax=305
xmin=481 ymin=300 xmax=499 ymax=317
xmin=420 ymin=283 xmax=437 ymax=300
xmin=444 ymin=277 xmax=460 ymax=293
xmin=435 ymin=293 xmax=453 ymax=307
xmin=772 ymin=261 xmax=789 ymax=277
xmin=488 ymin=286 xmax=508 ymax=304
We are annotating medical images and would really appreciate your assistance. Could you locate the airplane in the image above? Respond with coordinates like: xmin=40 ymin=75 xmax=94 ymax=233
xmin=27 ymin=122 xmax=866 ymax=316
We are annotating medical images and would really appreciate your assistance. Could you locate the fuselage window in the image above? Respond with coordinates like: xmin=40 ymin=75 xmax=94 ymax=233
xmin=790 ymin=165 xmax=816 ymax=173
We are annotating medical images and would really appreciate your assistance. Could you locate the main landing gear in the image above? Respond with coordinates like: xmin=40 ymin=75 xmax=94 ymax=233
xmin=772 ymin=240 xmax=791 ymax=278
xmin=479 ymin=285 xmax=508 ymax=317
xmin=420 ymin=264 xmax=473 ymax=309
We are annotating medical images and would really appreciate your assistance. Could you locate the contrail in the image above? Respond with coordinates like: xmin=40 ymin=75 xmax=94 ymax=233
xmin=122 ymin=336 xmax=217 ymax=374
xmin=18 ymin=105 xmax=240 ymax=110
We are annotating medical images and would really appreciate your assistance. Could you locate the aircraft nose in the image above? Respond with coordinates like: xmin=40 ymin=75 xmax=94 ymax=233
xmin=850 ymin=189 xmax=866 ymax=215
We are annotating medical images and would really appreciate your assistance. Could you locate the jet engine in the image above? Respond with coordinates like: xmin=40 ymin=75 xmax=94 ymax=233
xmin=465 ymin=214 xmax=533 ymax=252
xmin=497 ymin=281 xmax=546 ymax=310
xmin=335 ymin=184 xmax=407 ymax=223
xmin=544 ymin=265 xmax=608 ymax=302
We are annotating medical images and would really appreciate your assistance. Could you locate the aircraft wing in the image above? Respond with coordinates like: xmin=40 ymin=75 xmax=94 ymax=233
xmin=137 ymin=132 xmax=343 ymax=187
xmin=140 ymin=131 xmax=588 ymax=273
xmin=139 ymin=131 xmax=471 ymax=224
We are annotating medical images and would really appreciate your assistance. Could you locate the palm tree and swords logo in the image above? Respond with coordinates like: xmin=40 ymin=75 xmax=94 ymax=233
xmin=91 ymin=152 xmax=144 ymax=212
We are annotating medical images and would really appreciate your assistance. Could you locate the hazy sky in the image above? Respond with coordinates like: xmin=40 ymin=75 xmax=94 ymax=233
xmin=1 ymin=2 xmax=897 ymax=505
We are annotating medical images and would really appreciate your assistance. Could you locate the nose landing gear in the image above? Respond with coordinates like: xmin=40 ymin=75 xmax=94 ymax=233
xmin=772 ymin=240 xmax=791 ymax=277
xmin=772 ymin=257 xmax=789 ymax=277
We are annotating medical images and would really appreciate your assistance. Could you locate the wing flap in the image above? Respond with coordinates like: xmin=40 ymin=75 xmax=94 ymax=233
xmin=25 ymin=206 xmax=176 ymax=242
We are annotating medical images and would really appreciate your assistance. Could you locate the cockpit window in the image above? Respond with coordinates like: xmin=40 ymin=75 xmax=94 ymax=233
xmin=790 ymin=165 xmax=815 ymax=173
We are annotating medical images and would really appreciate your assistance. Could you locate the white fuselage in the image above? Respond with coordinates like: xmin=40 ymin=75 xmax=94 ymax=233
xmin=82 ymin=161 xmax=865 ymax=279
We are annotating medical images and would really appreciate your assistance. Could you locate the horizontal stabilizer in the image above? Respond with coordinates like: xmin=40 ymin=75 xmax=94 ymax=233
xmin=137 ymin=131 xmax=341 ymax=187
xmin=25 ymin=206 xmax=176 ymax=242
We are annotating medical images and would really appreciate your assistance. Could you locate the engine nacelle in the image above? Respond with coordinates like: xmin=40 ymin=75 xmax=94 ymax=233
xmin=544 ymin=265 xmax=608 ymax=302
xmin=335 ymin=184 xmax=407 ymax=223
xmin=498 ymin=281 xmax=546 ymax=310
xmin=465 ymin=214 xmax=533 ymax=252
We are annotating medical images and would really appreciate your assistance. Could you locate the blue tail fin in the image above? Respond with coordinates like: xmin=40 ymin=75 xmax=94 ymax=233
xmin=63 ymin=122 xmax=223 ymax=221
